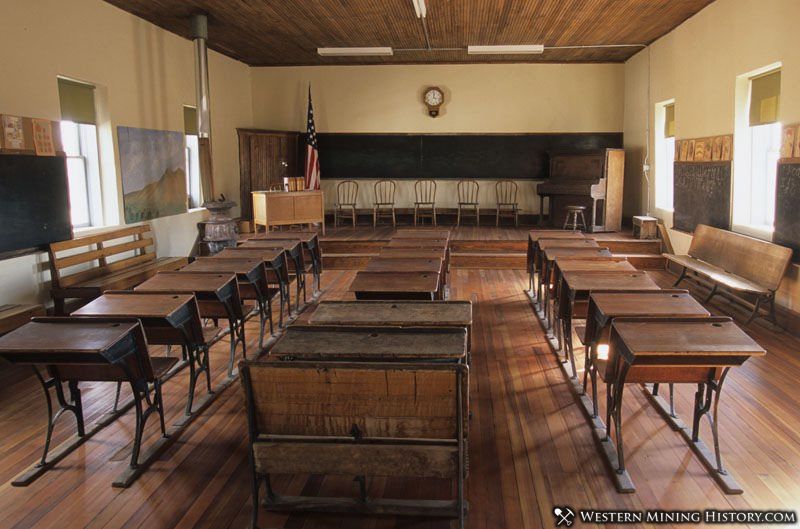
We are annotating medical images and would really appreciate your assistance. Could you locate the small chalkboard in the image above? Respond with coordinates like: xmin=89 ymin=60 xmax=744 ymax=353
xmin=0 ymin=155 xmax=72 ymax=257
xmin=774 ymin=162 xmax=800 ymax=261
xmin=673 ymin=161 xmax=732 ymax=233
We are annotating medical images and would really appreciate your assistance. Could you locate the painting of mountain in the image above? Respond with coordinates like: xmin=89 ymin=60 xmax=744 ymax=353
xmin=118 ymin=126 xmax=187 ymax=223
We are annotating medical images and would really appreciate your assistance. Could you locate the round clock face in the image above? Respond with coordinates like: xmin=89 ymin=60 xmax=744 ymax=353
xmin=424 ymin=88 xmax=443 ymax=106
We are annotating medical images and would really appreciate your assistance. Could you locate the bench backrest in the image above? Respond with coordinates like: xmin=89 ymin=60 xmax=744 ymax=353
xmin=48 ymin=225 xmax=157 ymax=289
xmin=689 ymin=224 xmax=792 ymax=292
xmin=240 ymin=361 xmax=464 ymax=441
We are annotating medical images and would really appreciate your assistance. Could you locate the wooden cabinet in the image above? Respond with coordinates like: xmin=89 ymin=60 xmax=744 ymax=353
xmin=237 ymin=129 xmax=301 ymax=220
xmin=252 ymin=190 xmax=325 ymax=234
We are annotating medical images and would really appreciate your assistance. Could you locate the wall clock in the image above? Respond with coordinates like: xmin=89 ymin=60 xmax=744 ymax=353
xmin=423 ymin=86 xmax=444 ymax=117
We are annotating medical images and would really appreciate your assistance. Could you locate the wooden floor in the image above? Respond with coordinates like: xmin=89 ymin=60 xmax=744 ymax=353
xmin=1 ymin=227 xmax=800 ymax=528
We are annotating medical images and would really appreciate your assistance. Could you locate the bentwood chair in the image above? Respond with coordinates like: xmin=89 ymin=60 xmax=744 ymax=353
xmin=414 ymin=179 xmax=437 ymax=226
xmin=373 ymin=179 xmax=397 ymax=227
xmin=495 ymin=180 xmax=519 ymax=227
xmin=334 ymin=180 xmax=358 ymax=228
xmin=457 ymin=179 xmax=480 ymax=226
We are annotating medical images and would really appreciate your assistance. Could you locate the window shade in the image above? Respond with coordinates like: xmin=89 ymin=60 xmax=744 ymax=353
xmin=183 ymin=106 xmax=198 ymax=135
xmin=749 ymin=70 xmax=781 ymax=126
xmin=664 ymin=103 xmax=675 ymax=138
xmin=57 ymin=78 xmax=96 ymax=125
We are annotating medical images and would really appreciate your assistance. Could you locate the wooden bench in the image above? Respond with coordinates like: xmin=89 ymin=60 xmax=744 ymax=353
xmin=239 ymin=360 xmax=467 ymax=527
xmin=48 ymin=225 xmax=188 ymax=314
xmin=665 ymin=224 xmax=792 ymax=325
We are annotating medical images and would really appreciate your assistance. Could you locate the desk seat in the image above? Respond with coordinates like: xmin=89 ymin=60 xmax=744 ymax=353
xmin=665 ymin=254 xmax=767 ymax=294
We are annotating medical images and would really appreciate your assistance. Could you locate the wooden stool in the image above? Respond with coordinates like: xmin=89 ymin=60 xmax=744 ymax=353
xmin=563 ymin=205 xmax=587 ymax=232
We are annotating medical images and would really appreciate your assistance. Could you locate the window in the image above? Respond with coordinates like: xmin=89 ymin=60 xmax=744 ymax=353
xmin=184 ymin=106 xmax=202 ymax=208
xmin=733 ymin=68 xmax=781 ymax=238
xmin=58 ymin=78 xmax=102 ymax=228
xmin=655 ymin=101 xmax=676 ymax=211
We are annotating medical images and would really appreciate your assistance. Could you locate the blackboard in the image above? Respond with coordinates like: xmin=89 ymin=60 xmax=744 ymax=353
xmin=774 ymin=162 xmax=800 ymax=261
xmin=0 ymin=155 xmax=72 ymax=256
xmin=316 ymin=133 xmax=623 ymax=180
xmin=673 ymin=161 xmax=731 ymax=233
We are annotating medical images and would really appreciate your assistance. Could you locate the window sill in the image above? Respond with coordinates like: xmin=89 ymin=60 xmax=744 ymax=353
xmin=731 ymin=223 xmax=774 ymax=241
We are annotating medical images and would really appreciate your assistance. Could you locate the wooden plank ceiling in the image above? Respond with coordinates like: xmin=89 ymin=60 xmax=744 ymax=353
xmin=103 ymin=0 xmax=716 ymax=66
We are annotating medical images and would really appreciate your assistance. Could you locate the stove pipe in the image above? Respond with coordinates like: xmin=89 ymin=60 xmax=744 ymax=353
xmin=190 ymin=14 xmax=212 ymax=140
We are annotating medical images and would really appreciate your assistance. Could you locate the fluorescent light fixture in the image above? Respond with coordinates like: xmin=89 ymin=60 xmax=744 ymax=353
xmin=411 ymin=0 xmax=427 ymax=18
xmin=468 ymin=44 xmax=544 ymax=55
xmin=317 ymin=47 xmax=394 ymax=57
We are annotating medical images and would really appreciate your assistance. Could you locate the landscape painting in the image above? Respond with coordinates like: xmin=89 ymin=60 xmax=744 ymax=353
xmin=118 ymin=126 xmax=187 ymax=223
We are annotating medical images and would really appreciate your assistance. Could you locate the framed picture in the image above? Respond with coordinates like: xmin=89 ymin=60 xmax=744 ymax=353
xmin=711 ymin=136 xmax=723 ymax=161
xmin=794 ymin=126 xmax=800 ymax=158
xmin=679 ymin=139 xmax=689 ymax=161
xmin=703 ymin=137 xmax=713 ymax=161
xmin=721 ymin=135 xmax=733 ymax=161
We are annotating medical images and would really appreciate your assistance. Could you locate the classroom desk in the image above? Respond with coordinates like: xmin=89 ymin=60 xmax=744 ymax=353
xmin=135 ymin=272 xmax=245 ymax=377
xmin=350 ymin=271 xmax=441 ymax=301
xmin=0 ymin=319 xmax=171 ymax=485
xmin=602 ymin=317 xmax=765 ymax=493
xmin=536 ymin=238 xmax=599 ymax=301
xmin=270 ymin=325 xmax=467 ymax=363
xmin=72 ymin=293 xmax=211 ymax=415
xmin=240 ymin=239 xmax=307 ymax=307
xmin=247 ymin=231 xmax=322 ymax=293
xmin=557 ymin=271 xmax=659 ymax=378
xmin=183 ymin=257 xmax=272 ymax=351
xmin=538 ymin=247 xmax=612 ymax=322
xmin=218 ymin=246 xmax=290 ymax=328
xmin=379 ymin=247 xmax=449 ymax=292
xmin=580 ymin=290 xmax=710 ymax=419
xmin=365 ymin=257 xmax=445 ymax=297
xmin=546 ymin=257 xmax=634 ymax=331
xmin=308 ymin=300 xmax=473 ymax=352
xmin=526 ymin=230 xmax=585 ymax=293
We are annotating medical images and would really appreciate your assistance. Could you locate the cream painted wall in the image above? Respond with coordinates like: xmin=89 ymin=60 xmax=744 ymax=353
xmin=251 ymin=63 xmax=624 ymax=211
xmin=251 ymin=64 xmax=625 ymax=133
xmin=0 ymin=0 xmax=252 ymax=306
xmin=623 ymin=0 xmax=800 ymax=311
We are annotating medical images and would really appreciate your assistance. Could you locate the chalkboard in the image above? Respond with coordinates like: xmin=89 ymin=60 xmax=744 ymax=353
xmin=0 ymin=155 xmax=72 ymax=256
xmin=673 ymin=161 xmax=732 ymax=233
xmin=774 ymin=162 xmax=800 ymax=261
xmin=316 ymin=133 xmax=622 ymax=180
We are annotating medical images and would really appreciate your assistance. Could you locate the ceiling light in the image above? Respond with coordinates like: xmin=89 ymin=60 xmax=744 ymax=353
xmin=467 ymin=45 xmax=545 ymax=55
xmin=411 ymin=0 xmax=427 ymax=18
xmin=317 ymin=47 xmax=394 ymax=57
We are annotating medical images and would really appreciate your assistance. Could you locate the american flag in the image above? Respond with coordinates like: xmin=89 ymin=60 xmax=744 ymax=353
xmin=304 ymin=87 xmax=321 ymax=190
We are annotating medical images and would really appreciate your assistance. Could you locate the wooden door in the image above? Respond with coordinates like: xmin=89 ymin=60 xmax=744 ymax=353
xmin=238 ymin=130 xmax=300 ymax=220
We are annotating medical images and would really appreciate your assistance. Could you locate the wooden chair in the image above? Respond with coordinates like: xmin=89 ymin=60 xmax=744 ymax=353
xmin=334 ymin=180 xmax=358 ymax=228
xmin=457 ymin=179 xmax=480 ymax=226
xmin=240 ymin=360 xmax=467 ymax=528
xmin=495 ymin=180 xmax=519 ymax=227
xmin=373 ymin=179 xmax=396 ymax=227
xmin=414 ymin=179 xmax=437 ymax=226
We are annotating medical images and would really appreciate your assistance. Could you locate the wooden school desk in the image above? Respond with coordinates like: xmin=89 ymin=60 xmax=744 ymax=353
xmin=308 ymin=300 xmax=473 ymax=352
xmin=0 ymin=319 xmax=173 ymax=487
xmin=72 ymin=293 xmax=212 ymax=415
xmin=557 ymin=271 xmax=659 ymax=378
xmin=579 ymin=289 xmax=710 ymax=419
xmin=247 ymin=231 xmax=322 ymax=294
xmin=535 ymin=238 xmax=599 ymax=299
xmin=240 ymin=239 xmax=307 ymax=306
xmin=220 ymin=245 xmax=291 ymax=327
xmin=546 ymin=257 xmax=634 ymax=331
xmin=182 ymin=257 xmax=272 ymax=350
xmin=537 ymin=247 xmax=612 ymax=321
xmin=601 ymin=317 xmax=765 ymax=494
xmin=379 ymin=247 xmax=449 ymax=291
xmin=270 ymin=325 xmax=467 ymax=363
xmin=135 ymin=272 xmax=245 ymax=377
xmin=365 ymin=257 xmax=445 ymax=299
xmin=526 ymin=230 xmax=585 ymax=293
xmin=350 ymin=271 xmax=441 ymax=301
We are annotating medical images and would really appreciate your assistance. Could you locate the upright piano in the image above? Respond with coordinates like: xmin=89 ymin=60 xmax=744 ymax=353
xmin=537 ymin=149 xmax=624 ymax=232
